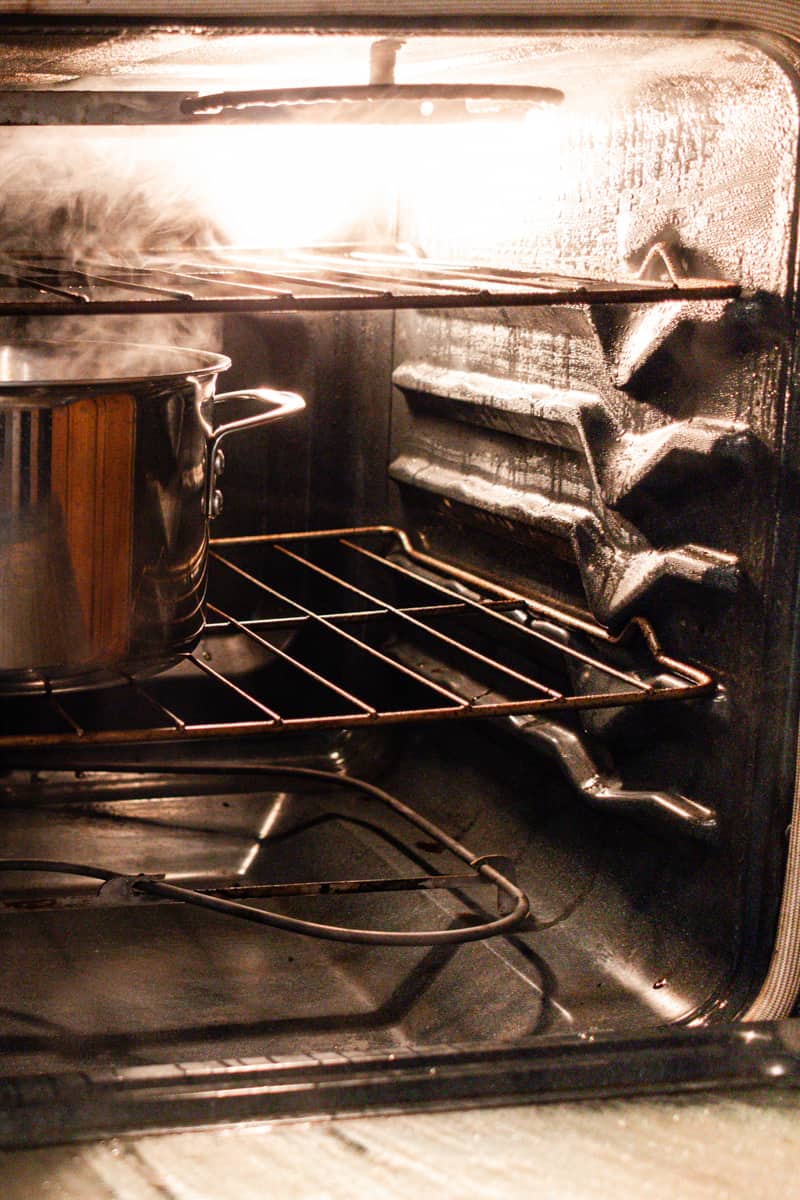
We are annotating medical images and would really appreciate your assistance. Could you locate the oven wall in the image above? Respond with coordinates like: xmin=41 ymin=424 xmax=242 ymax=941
xmin=0 ymin=22 xmax=798 ymax=1031
xmin=382 ymin=32 xmax=800 ymax=1010
xmin=190 ymin=29 xmax=800 ymax=1012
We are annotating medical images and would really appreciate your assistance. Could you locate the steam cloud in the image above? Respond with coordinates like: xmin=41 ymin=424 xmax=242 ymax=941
xmin=0 ymin=129 xmax=224 ymax=379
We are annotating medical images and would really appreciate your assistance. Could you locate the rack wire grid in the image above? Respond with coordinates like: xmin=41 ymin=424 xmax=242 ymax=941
xmin=0 ymin=526 xmax=715 ymax=751
xmin=0 ymin=244 xmax=739 ymax=316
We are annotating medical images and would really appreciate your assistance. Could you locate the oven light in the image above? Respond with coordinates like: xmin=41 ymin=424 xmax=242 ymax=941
xmin=183 ymin=37 xmax=560 ymax=127
xmin=182 ymin=84 xmax=562 ymax=125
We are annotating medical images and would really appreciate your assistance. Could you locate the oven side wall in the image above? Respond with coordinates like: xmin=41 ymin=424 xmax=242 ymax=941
xmin=385 ymin=32 xmax=800 ymax=1016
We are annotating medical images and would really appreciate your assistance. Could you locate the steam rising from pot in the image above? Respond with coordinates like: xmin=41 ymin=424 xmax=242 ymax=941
xmin=0 ymin=129 xmax=225 ymax=374
xmin=0 ymin=122 xmax=399 ymax=377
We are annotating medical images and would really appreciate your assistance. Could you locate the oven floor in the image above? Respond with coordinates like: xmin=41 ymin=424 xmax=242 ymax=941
xmin=0 ymin=725 xmax=725 ymax=1077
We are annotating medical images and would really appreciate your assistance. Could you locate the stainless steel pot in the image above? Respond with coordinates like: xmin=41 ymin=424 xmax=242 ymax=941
xmin=0 ymin=339 xmax=304 ymax=691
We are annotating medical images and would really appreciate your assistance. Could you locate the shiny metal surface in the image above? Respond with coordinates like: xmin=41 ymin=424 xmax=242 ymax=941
xmin=0 ymin=248 xmax=739 ymax=315
xmin=0 ymin=763 xmax=531 ymax=945
xmin=0 ymin=340 xmax=227 ymax=387
xmin=0 ymin=0 xmax=797 ymax=42
xmin=0 ymin=340 xmax=304 ymax=690
xmin=0 ymin=528 xmax=714 ymax=771
xmin=0 ymin=19 xmax=795 ymax=1146
xmin=0 ymin=725 xmax=765 ymax=1125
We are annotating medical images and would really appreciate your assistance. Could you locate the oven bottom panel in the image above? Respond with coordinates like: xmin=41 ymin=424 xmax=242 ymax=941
xmin=0 ymin=722 xmax=796 ymax=1145
xmin=0 ymin=723 xmax=731 ymax=1082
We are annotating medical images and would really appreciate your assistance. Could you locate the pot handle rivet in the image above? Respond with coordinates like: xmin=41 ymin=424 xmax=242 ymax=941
xmin=206 ymin=387 xmax=305 ymax=521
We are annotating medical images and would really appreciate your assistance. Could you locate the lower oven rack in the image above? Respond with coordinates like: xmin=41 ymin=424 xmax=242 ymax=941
xmin=0 ymin=526 xmax=714 ymax=751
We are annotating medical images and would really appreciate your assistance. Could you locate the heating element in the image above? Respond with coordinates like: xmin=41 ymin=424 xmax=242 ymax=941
xmin=0 ymin=762 xmax=530 ymax=948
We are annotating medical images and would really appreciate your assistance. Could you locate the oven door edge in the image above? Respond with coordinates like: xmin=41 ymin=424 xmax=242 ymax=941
xmin=0 ymin=1 xmax=799 ymax=46
xmin=0 ymin=1021 xmax=797 ymax=1148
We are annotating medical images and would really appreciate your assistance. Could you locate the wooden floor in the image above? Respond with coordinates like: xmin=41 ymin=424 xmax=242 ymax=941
xmin=1 ymin=1088 xmax=799 ymax=1199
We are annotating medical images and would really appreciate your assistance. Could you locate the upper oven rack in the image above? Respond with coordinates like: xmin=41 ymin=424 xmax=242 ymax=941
xmin=0 ymin=245 xmax=739 ymax=316
xmin=0 ymin=526 xmax=713 ymax=752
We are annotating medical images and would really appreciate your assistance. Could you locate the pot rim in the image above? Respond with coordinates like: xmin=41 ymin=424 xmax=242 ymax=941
xmin=0 ymin=338 xmax=231 ymax=389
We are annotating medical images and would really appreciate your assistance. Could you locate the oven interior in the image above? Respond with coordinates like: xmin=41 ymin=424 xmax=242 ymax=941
xmin=0 ymin=21 xmax=799 ymax=1139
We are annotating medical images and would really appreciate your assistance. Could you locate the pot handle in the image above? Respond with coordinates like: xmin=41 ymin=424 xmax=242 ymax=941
xmin=207 ymin=387 xmax=305 ymax=519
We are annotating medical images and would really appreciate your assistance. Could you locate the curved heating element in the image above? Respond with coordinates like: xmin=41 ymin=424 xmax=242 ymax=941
xmin=0 ymin=764 xmax=530 ymax=947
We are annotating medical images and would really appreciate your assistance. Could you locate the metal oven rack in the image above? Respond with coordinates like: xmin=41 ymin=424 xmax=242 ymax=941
xmin=0 ymin=242 xmax=724 ymax=945
xmin=0 ymin=244 xmax=739 ymax=315
xmin=0 ymin=527 xmax=714 ymax=751
xmin=0 ymin=527 xmax=715 ymax=945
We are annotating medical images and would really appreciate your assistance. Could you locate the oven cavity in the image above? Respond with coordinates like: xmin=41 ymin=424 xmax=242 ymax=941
xmin=0 ymin=24 xmax=798 ymax=1140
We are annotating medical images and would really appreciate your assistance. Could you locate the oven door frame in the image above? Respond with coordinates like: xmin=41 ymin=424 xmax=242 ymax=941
xmin=0 ymin=0 xmax=795 ymax=42
xmin=0 ymin=2 xmax=798 ymax=1145
xmin=0 ymin=1021 xmax=798 ymax=1147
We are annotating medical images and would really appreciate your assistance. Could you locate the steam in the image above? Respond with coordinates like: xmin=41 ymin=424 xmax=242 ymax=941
xmin=0 ymin=128 xmax=224 ymax=376
xmin=0 ymin=121 xmax=403 ymax=381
